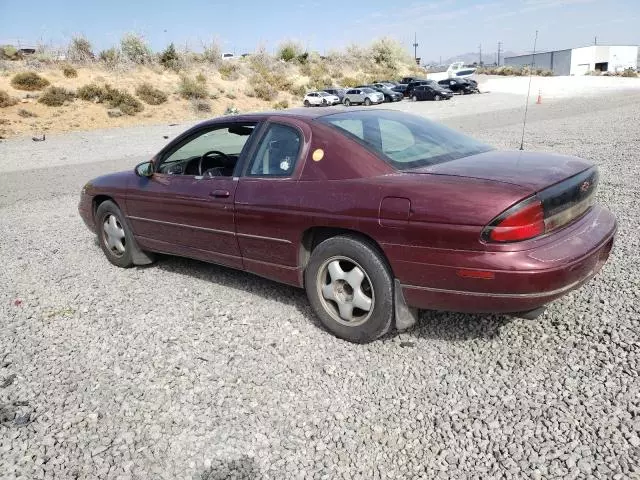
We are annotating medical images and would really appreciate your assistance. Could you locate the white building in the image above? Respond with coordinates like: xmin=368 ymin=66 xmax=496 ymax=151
xmin=505 ymin=45 xmax=638 ymax=76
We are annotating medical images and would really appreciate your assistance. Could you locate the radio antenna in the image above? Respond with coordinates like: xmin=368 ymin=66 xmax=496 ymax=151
xmin=519 ymin=30 xmax=538 ymax=151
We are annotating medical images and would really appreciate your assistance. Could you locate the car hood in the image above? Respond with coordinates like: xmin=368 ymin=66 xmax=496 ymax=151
xmin=407 ymin=150 xmax=592 ymax=192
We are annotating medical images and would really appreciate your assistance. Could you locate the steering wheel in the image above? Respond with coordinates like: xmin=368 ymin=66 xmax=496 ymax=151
xmin=198 ymin=150 xmax=232 ymax=176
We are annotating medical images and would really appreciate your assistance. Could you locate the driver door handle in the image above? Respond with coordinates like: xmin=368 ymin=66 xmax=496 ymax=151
xmin=209 ymin=190 xmax=230 ymax=198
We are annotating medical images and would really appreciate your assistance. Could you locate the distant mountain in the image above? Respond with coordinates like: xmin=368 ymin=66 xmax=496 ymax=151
xmin=425 ymin=50 xmax=521 ymax=66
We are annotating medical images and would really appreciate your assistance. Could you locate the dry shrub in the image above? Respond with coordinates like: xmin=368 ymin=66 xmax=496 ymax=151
xmin=202 ymin=41 xmax=223 ymax=67
xmin=196 ymin=72 xmax=207 ymax=84
xmin=38 ymin=86 xmax=76 ymax=107
xmin=0 ymin=89 xmax=18 ymax=107
xmin=67 ymin=36 xmax=94 ymax=63
xmin=191 ymin=99 xmax=212 ymax=112
xmin=62 ymin=64 xmax=78 ymax=78
xmin=252 ymin=83 xmax=278 ymax=101
xmin=226 ymin=91 xmax=236 ymax=99
xmin=77 ymin=84 xmax=105 ymax=101
xmin=179 ymin=76 xmax=208 ymax=99
xmin=11 ymin=72 xmax=50 ymax=91
xmin=621 ymin=68 xmax=638 ymax=78
xmin=219 ymin=62 xmax=240 ymax=80
xmin=18 ymin=108 xmax=37 ymax=117
xmin=135 ymin=83 xmax=168 ymax=105
xmin=98 ymin=48 xmax=120 ymax=68
xmin=273 ymin=99 xmax=289 ymax=110
xmin=77 ymin=83 xmax=143 ymax=115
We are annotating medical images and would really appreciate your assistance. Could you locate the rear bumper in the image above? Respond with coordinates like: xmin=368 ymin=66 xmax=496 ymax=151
xmin=394 ymin=206 xmax=617 ymax=314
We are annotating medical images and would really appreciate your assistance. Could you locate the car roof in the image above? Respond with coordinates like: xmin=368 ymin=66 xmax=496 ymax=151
xmin=194 ymin=107 xmax=374 ymax=126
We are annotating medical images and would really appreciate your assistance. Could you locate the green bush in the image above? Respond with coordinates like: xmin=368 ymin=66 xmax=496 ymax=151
xmin=178 ymin=76 xmax=208 ymax=99
xmin=219 ymin=62 xmax=240 ymax=81
xmin=273 ymin=100 xmax=289 ymax=110
xmin=135 ymin=83 xmax=168 ymax=105
xmin=62 ymin=64 xmax=78 ymax=78
xmin=99 ymin=48 xmax=120 ymax=67
xmin=341 ymin=76 xmax=359 ymax=87
xmin=159 ymin=43 xmax=182 ymax=71
xmin=38 ymin=86 xmax=76 ymax=107
xmin=0 ymin=90 xmax=18 ymax=107
xmin=77 ymin=84 xmax=105 ymax=101
xmin=0 ymin=45 xmax=21 ymax=60
xmin=67 ymin=36 xmax=93 ymax=63
xmin=277 ymin=41 xmax=303 ymax=62
xmin=120 ymin=33 xmax=153 ymax=64
xmin=11 ymin=72 xmax=50 ymax=91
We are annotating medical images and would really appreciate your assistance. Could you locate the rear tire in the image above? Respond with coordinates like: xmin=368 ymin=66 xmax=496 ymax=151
xmin=304 ymin=100 xmax=310 ymax=107
xmin=304 ymin=235 xmax=394 ymax=343
xmin=412 ymin=95 xmax=418 ymax=102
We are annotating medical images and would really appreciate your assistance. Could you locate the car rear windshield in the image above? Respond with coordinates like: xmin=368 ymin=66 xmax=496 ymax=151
xmin=318 ymin=110 xmax=493 ymax=170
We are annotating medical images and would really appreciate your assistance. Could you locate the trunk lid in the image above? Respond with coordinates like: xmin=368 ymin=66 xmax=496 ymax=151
xmin=409 ymin=150 xmax=592 ymax=192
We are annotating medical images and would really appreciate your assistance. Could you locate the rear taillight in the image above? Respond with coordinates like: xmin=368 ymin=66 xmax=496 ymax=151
xmin=482 ymin=167 xmax=598 ymax=243
xmin=482 ymin=198 xmax=545 ymax=242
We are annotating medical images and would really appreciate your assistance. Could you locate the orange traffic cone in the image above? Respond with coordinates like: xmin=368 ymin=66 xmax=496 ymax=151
xmin=536 ymin=89 xmax=542 ymax=104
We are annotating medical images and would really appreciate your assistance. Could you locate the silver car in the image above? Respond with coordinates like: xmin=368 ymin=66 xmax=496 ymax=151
xmin=343 ymin=87 xmax=384 ymax=106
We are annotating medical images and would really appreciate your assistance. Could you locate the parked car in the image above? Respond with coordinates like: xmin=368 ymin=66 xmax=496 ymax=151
xmin=399 ymin=76 xmax=418 ymax=84
xmin=392 ymin=84 xmax=408 ymax=95
xmin=405 ymin=79 xmax=440 ymax=97
xmin=79 ymin=108 xmax=616 ymax=343
xmin=221 ymin=52 xmax=235 ymax=60
xmin=372 ymin=81 xmax=397 ymax=88
xmin=303 ymin=91 xmax=341 ymax=107
xmin=438 ymin=78 xmax=477 ymax=94
xmin=410 ymin=84 xmax=452 ymax=101
xmin=356 ymin=85 xmax=403 ymax=103
xmin=343 ymin=87 xmax=384 ymax=106
xmin=323 ymin=88 xmax=347 ymax=102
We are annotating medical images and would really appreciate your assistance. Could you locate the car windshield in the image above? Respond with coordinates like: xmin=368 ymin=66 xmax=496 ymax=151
xmin=361 ymin=87 xmax=375 ymax=93
xmin=318 ymin=110 xmax=493 ymax=170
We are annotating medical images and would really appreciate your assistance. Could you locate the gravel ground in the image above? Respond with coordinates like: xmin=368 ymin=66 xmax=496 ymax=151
xmin=1 ymin=91 xmax=639 ymax=480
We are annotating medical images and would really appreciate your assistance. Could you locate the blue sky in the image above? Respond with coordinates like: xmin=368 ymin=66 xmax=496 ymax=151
xmin=0 ymin=0 xmax=638 ymax=62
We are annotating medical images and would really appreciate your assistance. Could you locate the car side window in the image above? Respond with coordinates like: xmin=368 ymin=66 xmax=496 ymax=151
xmin=330 ymin=119 xmax=364 ymax=140
xmin=158 ymin=124 xmax=255 ymax=176
xmin=247 ymin=123 xmax=302 ymax=177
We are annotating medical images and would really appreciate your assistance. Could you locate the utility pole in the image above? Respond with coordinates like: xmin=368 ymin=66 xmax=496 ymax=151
xmin=497 ymin=41 xmax=502 ymax=66
xmin=479 ymin=43 xmax=482 ymax=66
xmin=594 ymin=36 xmax=597 ymax=45
xmin=413 ymin=33 xmax=418 ymax=62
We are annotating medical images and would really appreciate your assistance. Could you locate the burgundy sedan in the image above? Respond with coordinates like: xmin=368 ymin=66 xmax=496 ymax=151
xmin=79 ymin=108 xmax=616 ymax=343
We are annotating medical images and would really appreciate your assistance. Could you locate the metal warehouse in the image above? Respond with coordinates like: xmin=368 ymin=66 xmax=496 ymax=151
xmin=504 ymin=45 xmax=639 ymax=76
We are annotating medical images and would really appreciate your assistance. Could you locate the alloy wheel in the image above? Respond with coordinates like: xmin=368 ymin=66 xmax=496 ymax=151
xmin=102 ymin=214 xmax=126 ymax=257
xmin=316 ymin=256 xmax=374 ymax=327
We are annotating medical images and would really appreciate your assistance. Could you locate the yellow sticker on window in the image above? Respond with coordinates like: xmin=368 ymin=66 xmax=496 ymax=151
xmin=312 ymin=149 xmax=324 ymax=162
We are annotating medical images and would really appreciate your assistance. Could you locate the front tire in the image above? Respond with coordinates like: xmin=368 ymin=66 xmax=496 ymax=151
xmin=412 ymin=95 xmax=418 ymax=102
xmin=304 ymin=100 xmax=310 ymax=107
xmin=364 ymin=97 xmax=372 ymax=106
xmin=96 ymin=200 xmax=136 ymax=268
xmin=304 ymin=235 xmax=394 ymax=343
xmin=435 ymin=95 xmax=441 ymax=101
xmin=344 ymin=99 xmax=351 ymax=106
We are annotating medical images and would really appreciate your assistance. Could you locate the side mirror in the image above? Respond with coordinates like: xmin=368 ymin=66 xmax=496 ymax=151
xmin=135 ymin=161 xmax=154 ymax=177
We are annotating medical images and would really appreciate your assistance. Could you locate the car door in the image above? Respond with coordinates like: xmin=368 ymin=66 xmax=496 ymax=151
xmin=234 ymin=119 xmax=310 ymax=286
xmin=126 ymin=122 xmax=258 ymax=268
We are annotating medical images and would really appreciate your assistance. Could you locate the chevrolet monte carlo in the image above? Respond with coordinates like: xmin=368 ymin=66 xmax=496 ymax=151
xmin=79 ymin=108 xmax=616 ymax=343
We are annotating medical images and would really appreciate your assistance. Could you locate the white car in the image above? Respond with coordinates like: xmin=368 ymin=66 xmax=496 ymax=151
xmin=303 ymin=91 xmax=341 ymax=107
